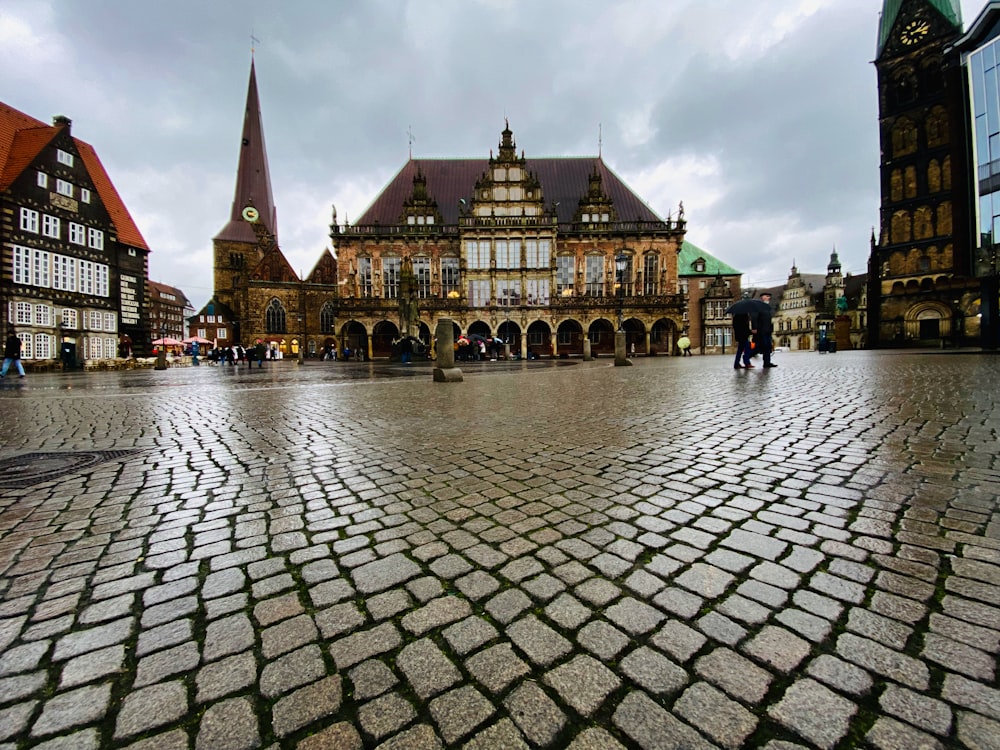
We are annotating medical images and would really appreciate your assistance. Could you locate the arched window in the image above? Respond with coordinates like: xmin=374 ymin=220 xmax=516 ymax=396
xmin=892 ymin=118 xmax=918 ymax=157
xmin=265 ymin=299 xmax=286 ymax=334
xmin=928 ymin=160 xmax=941 ymax=193
xmin=890 ymin=169 xmax=903 ymax=202
xmin=320 ymin=302 xmax=336 ymax=334
xmin=937 ymin=201 xmax=952 ymax=236
xmin=926 ymin=106 xmax=949 ymax=147
xmin=892 ymin=210 xmax=912 ymax=243
xmin=904 ymin=166 xmax=918 ymax=199
xmin=914 ymin=206 xmax=934 ymax=239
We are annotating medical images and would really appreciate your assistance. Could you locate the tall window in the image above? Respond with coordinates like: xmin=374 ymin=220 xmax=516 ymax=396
xmin=441 ymin=257 xmax=460 ymax=296
xmin=12 ymin=245 xmax=30 ymax=284
xmin=62 ymin=309 xmax=78 ymax=328
xmin=15 ymin=302 xmax=32 ymax=325
xmin=320 ymin=302 xmax=335 ymax=333
xmin=34 ymin=334 xmax=52 ymax=360
xmin=525 ymin=279 xmax=550 ymax=305
xmin=383 ymin=257 xmax=400 ymax=299
xmin=80 ymin=188 xmax=91 ymax=203
xmin=526 ymin=239 xmax=550 ymax=269
xmin=466 ymin=240 xmax=490 ymax=269
xmin=32 ymin=250 xmax=50 ymax=288
xmin=413 ymin=257 xmax=431 ymax=298
xmin=644 ymin=255 xmax=659 ymax=295
xmin=69 ymin=223 xmax=86 ymax=244
xmin=19 ymin=334 xmax=33 ymax=360
xmin=37 ymin=171 xmax=48 ymax=188
xmin=585 ymin=256 xmax=604 ymax=296
xmin=495 ymin=240 xmax=514 ymax=269
xmin=88 ymin=228 xmax=104 ymax=250
xmin=468 ymin=279 xmax=490 ymax=307
xmin=498 ymin=280 xmax=521 ymax=306
xmin=42 ymin=214 xmax=60 ymax=239
xmin=79 ymin=260 xmax=94 ymax=295
xmin=20 ymin=208 xmax=39 ymax=233
xmin=556 ymin=256 xmax=574 ymax=296
xmin=265 ymin=299 xmax=286 ymax=333
xmin=358 ymin=257 xmax=373 ymax=296
xmin=35 ymin=304 xmax=52 ymax=327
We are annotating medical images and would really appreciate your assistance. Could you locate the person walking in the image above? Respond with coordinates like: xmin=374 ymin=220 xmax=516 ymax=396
xmin=1 ymin=326 xmax=25 ymax=379
xmin=750 ymin=292 xmax=777 ymax=368
xmin=254 ymin=340 xmax=266 ymax=368
xmin=732 ymin=312 xmax=754 ymax=369
xmin=677 ymin=335 xmax=692 ymax=356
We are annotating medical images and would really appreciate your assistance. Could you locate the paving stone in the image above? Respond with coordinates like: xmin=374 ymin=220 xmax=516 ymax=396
xmin=865 ymin=717 xmax=944 ymax=750
xmin=836 ymin=633 xmax=929 ymax=690
xmin=484 ymin=589 xmax=533 ymax=624
xmin=261 ymin=613 xmax=318 ymax=659
xmin=721 ymin=529 xmax=788 ymax=560
xmin=805 ymin=654 xmax=874 ymax=696
xmin=195 ymin=697 xmax=259 ymax=750
xmin=466 ymin=643 xmax=530 ymax=693
xmin=253 ymin=592 xmax=303 ymax=627
xmin=742 ymin=625 xmax=812 ymax=672
xmin=397 ymin=638 xmax=462 ymax=699
xmin=59 ymin=643 xmax=125 ymax=688
xmin=879 ymin=684 xmax=953 ymax=736
xmin=674 ymin=681 xmax=757 ymax=750
xmin=428 ymin=685 xmax=494 ymax=745
xmin=297 ymin=721 xmax=362 ymax=750
xmin=566 ymin=727 xmax=628 ymax=750
xmin=453 ymin=570 xmax=500 ymax=600
xmin=308 ymin=578 xmax=354 ymax=608
xmin=0 ymin=701 xmax=36 ymax=742
xmin=406 ymin=575 xmax=443 ymax=603
xmin=271 ymin=675 xmax=342 ymax=737
xmin=400 ymin=596 xmax=472 ymax=636
xmin=441 ymin=616 xmax=498 ymax=656
xmin=204 ymin=613 xmax=255 ymax=661
xmin=620 ymin=646 xmax=688 ymax=695
xmin=695 ymin=648 xmax=773 ymax=704
xmin=504 ymin=680 xmax=567 ymax=747
xmin=134 ymin=641 xmax=199 ymax=687
xmin=521 ymin=572 xmax=566 ymax=601
xmin=956 ymin=711 xmax=1000 ymax=750
xmin=260 ymin=643 xmax=326 ymax=698
xmin=922 ymin=632 xmax=995 ymax=681
xmin=544 ymin=654 xmax=621 ymax=717
xmin=196 ymin=651 xmax=258 ymax=703
xmin=315 ymin=602 xmax=365 ymax=640
xmin=577 ymin=620 xmax=631 ymax=660
xmin=350 ymin=553 xmax=421 ymax=594
xmin=941 ymin=674 xmax=1000 ymax=721
xmin=329 ymin=622 xmax=402 ymax=670
xmin=349 ymin=659 xmax=399 ymax=700
xmin=113 ymin=680 xmax=188 ymax=740
xmin=31 ymin=727 xmax=100 ymax=750
xmin=544 ymin=593 xmax=593 ymax=630
xmin=653 ymin=586 xmax=703 ymax=618
xmin=358 ymin=691 xmax=416 ymax=741
xmin=650 ymin=619 xmax=708 ymax=663
xmin=31 ymin=683 xmax=111 ymax=737
xmin=507 ymin=615 xmax=573 ymax=666
xmin=202 ymin=568 xmax=246 ymax=599
xmin=51 ymin=617 xmax=133 ymax=660
xmin=373 ymin=723 xmax=442 ymax=750
xmin=613 ymin=689 xmax=717 ymax=750
xmin=768 ymin=678 xmax=857 ymax=750
xmin=462 ymin=717 xmax=529 ymax=750
xmin=697 ymin=611 xmax=747 ymax=646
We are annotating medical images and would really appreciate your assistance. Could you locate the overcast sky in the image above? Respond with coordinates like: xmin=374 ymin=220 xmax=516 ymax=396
xmin=1 ymin=0 xmax=984 ymax=310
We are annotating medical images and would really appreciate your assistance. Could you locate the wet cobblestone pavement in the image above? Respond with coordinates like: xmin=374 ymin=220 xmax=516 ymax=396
xmin=0 ymin=351 xmax=998 ymax=749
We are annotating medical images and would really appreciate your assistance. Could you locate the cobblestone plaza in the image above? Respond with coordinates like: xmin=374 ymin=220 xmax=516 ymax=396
xmin=0 ymin=352 xmax=998 ymax=749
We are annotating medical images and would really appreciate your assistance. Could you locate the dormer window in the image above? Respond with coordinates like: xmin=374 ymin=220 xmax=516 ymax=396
xmin=582 ymin=213 xmax=590 ymax=222
xmin=57 ymin=149 xmax=74 ymax=167
xmin=694 ymin=259 xmax=706 ymax=273
xmin=601 ymin=213 xmax=609 ymax=222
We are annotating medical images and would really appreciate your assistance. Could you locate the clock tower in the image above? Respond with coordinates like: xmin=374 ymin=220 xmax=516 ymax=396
xmin=870 ymin=0 xmax=977 ymax=347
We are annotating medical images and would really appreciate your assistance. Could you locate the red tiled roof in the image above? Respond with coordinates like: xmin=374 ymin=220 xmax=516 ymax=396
xmin=356 ymin=157 xmax=664 ymax=226
xmin=0 ymin=100 xmax=149 ymax=251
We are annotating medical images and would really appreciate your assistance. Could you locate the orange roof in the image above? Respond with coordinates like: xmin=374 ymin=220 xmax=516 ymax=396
xmin=0 ymin=100 xmax=149 ymax=251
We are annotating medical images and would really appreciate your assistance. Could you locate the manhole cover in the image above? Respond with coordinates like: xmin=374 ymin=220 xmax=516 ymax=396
xmin=0 ymin=450 xmax=144 ymax=489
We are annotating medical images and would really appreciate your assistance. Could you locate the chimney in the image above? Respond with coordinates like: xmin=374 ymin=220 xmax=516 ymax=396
xmin=52 ymin=115 xmax=72 ymax=131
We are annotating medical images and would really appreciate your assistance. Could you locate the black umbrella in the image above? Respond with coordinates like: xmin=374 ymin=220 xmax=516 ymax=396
xmin=725 ymin=298 xmax=771 ymax=315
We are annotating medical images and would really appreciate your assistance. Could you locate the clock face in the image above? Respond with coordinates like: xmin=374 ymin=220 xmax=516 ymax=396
xmin=900 ymin=19 xmax=930 ymax=46
xmin=241 ymin=206 xmax=259 ymax=223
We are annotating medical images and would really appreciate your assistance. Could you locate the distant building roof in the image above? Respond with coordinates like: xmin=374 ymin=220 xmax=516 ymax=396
xmin=148 ymin=280 xmax=191 ymax=307
xmin=355 ymin=156 xmax=664 ymax=226
xmin=0 ymin=101 xmax=148 ymax=250
xmin=676 ymin=239 xmax=741 ymax=277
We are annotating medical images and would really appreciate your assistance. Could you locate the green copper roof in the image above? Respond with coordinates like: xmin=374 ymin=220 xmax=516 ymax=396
xmin=677 ymin=240 xmax=741 ymax=277
xmin=877 ymin=0 xmax=962 ymax=55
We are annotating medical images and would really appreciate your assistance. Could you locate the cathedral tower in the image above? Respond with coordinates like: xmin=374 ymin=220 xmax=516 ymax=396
xmin=871 ymin=0 xmax=976 ymax=346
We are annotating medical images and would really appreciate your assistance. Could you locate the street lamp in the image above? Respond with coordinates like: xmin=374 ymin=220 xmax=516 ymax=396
xmin=155 ymin=321 xmax=167 ymax=370
xmin=614 ymin=252 xmax=631 ymax=367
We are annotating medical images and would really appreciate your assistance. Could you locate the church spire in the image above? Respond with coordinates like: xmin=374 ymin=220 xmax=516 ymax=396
xmin=214 ymin=59 xmax=278 ymax=243
xmin=876 ymin=0 xmax=963 ymax=57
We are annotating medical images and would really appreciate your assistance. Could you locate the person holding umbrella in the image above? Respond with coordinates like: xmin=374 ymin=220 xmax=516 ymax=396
xmin=726 ymin=295 xmax=773 ymax=369
xmin=749 ymin=292 xmax=777 ymax=368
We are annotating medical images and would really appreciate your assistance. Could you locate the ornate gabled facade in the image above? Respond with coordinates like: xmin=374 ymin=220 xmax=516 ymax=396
xmin=675 ymin=240 xmax=743 ymax=354
xmin=870 ymin=0 xmax=980 ymax=346
xmin=0 ymin=102 xmax=151 ymax=366
xmin=211 ymin=63 xmax=691 ymax=359
xmin=332 ymin=122 xmax=687 ymax=358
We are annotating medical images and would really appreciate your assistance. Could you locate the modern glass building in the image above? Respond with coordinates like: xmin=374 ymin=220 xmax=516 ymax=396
xmin=954 ymin=1 xmax=1000 ymax=347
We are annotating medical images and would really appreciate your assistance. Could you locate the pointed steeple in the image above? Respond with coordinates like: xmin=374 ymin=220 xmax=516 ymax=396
xmin=877 ymin=0 xmax=962 ymax=57
xmin=214 ymin=60 xmax=278 ymax=243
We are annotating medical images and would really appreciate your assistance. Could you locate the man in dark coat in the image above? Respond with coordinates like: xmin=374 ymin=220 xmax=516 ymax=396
xmin=1 ymin=326 xmax=25 ymax=378
xmin=732 ymin=313 xmax=754 ymax=369
xmin=749 ymin=292 xmax=777 ymax=368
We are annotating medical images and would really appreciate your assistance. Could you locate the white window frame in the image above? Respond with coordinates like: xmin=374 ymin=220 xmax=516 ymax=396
xmin=19 ymin=333 xmax=33 ymax=360
xmin=80 ymin=188 xmax=91 ymax=204
xmin=32 ymin=249 xmax=50 ymax=288
xmin=69 ymin=223 xmax=86 ymax=245
xmin=87 ymin=228 xmax=104 ymax=250
xmin=103 ymin=312 xmax=115 ymax=332
xmin=89 ymin=311 xmax=103 ymax=330
xmin=468 ymin=279 xmax=490 ymax=307
xmin=57 ymin=149 xmax=74 ymax=167
xmin=34 ymin=333 xmax=52 ymax=360
xmin=79 ymin=260 xmax=94 ymax=295
xmin=35 ymin=304 xmax=52 ymax=327
xmin=525 ymin=278 xmax=550 ymax=306
xmin=14 ymin=301 xmax=32 ymax=325
xmin=20 ymin=207 xmax=39 ymax=233
xmin=37 ymin=171 xmax=48 ymax=188
xmin=42 ymin=214 xmax=60 ymax=239
xmin=95 ymin=264 xmax=109 ymax=297
xmin=56 ymin=179 xmax=73 ymax=197
xmin=12 ymin=245 xmax=31 ymax=285
xmin=62 ymin=309 xmax=78 ymax=328
xmin=466 ymin=240 xmax=490 ymax=270
xmin=526 ymin=239 xmax=550 ymax=269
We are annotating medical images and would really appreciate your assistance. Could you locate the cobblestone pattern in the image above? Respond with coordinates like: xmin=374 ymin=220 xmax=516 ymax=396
xmin=0 ymin=352 xmax=998 ymax=748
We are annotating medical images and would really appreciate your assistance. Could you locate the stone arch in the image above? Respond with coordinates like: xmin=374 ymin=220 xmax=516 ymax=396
xmin=928 ymin=159 xmax=941 ymax=193
xmin=622 ymin=318 xmax=647 ymax=356
xmin=526 ymin=320 xmax=552 ymax=358
xmin=320 ymin=301 xmax=336 ymax=334
xmin=467 ymin=320 xmax=492 ymax=338
xmin=498 ymin=320 xmax=521 ymax=353
xmin=339 ymin=320 xmax=369 ymax=360
xmin=372 ymin=320 xmax=399 ymax=358
xmin=905 ymin=248 xmax=923 ymax=274
xmin=587 ymin=318 xmax=616 ymax=356
xmin=556 ymin=318 xmax=585 ymax=357
xmin=650 ymin=318 xmax=678 ymax=355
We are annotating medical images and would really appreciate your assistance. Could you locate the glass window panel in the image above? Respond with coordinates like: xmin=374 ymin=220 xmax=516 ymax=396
xmin=985 ymin=67 xmax=999 ymax=138
xmin=382 ymin=257 xmax=400 ymax=299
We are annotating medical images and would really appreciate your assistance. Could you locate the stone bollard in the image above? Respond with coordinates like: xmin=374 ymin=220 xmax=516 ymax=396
xmin=614 ymin=330 xmax=632 ymax=367
xmin=583 ymin=339 xmax=592 ymax=361
xmin=433 ymin=317 xmax=463 ymax=382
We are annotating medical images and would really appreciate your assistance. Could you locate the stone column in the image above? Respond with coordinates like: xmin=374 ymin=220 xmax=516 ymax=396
xmin=583 ymin=338 xmax=592 ymax=361
xmin=433 ymin=317 xmax=463 ymax=382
